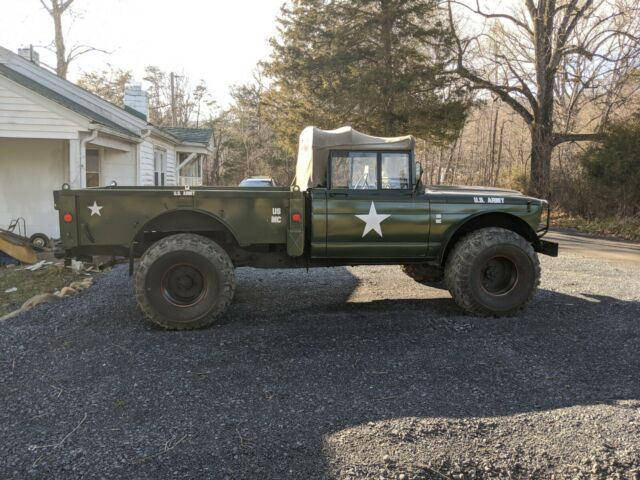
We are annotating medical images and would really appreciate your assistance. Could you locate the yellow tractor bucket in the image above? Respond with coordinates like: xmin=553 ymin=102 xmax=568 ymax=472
xmin=0 ymin=231 xmax=38 ymax=264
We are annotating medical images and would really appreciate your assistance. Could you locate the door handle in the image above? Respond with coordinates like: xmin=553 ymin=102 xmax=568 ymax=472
xmin=329 ymin=192 xmax=349 ymax=198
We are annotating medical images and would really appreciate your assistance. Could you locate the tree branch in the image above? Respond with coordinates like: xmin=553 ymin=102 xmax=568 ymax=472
xmin=66 ymin=44 xmax=111 ymax=63
xmin=553 ymin=132 xmax=604 ymax=145
xmin=446 ymin=0 xmax=534 ymax=125
xmin=552 ymin=0 xmax=595 ymax=69
xmin=450 ymin=0 xmax=532 ymax=34
xmin=494 ymin=53 xmax=538 ymax=113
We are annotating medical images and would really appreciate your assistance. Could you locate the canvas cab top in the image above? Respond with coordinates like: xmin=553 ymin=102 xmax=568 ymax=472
xmin=294 ymin=126 xmax=415 ymax=191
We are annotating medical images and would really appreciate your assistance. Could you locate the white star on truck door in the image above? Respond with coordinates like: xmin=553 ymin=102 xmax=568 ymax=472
xmin=355 ymin=201 xmax=390 ymax=238
xmin=88 ymin=201 xmax=103 ymax=216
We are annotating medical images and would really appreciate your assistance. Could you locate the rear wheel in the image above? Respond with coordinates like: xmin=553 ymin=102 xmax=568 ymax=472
xmin=444 ymin=227 xmax=540 ymax=316
xmin=134 ymin=234 xmax=235 ymax=330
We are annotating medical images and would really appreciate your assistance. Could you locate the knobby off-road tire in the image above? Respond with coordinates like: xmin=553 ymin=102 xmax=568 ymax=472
xmin=134 ymin=234 xmax=235 ymax=330
xmin=401 ymin=264 xmax=446 ymax=290
xmin=444 ymin=227 xmax=540 ymax=316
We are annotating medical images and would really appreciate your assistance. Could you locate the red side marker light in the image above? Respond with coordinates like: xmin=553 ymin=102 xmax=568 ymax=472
xmin=291 ymin=212 xmax=302 ymax=223
xmin=63 ymin=213 xmax=73 ymax=223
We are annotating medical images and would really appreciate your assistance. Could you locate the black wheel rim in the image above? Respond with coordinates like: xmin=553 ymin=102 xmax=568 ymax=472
xmin=480 ymin=256 xmax=518 ymax=295
xmin=161 ymin=264 xmax=207 ymax=307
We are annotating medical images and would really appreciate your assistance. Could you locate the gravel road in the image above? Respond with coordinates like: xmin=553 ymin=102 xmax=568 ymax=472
xmin=1 ymin=245 xmax=639 ymax=479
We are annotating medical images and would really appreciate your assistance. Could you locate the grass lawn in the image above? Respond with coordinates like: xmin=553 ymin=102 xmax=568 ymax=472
xmin=0 ymin=264 xmax=85 ymax=318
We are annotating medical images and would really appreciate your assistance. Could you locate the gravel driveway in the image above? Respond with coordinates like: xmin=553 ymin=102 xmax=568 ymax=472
xmin=1 ymin=248 xmax=639 ymax=479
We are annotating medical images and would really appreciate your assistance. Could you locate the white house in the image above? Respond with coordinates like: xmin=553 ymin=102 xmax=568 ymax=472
xmin=0 ymin=45 xmax=213 ymax=240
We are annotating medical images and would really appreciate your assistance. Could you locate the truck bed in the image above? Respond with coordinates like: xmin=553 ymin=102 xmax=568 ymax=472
xmin=54 ymin=185 xmax=306 ymax=258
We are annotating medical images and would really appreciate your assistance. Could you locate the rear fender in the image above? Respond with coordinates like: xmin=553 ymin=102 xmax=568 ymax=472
xmin=131 ymin=209 xmax=241 ymax=251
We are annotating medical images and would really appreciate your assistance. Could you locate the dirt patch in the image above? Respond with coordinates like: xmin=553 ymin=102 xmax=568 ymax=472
xmin=0 ymin=264 xmax=85 ymax=317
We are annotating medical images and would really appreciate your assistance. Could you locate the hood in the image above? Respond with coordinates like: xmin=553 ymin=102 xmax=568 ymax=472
xmin=426 ymin=185 xmax=547 ymax=205
xmin=426 ymin=185 xmax=523 ymax=196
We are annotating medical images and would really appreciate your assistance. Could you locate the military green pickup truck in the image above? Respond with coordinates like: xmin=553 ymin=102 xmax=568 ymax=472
xmin=54 ymin=126 xmax=557 ymax=330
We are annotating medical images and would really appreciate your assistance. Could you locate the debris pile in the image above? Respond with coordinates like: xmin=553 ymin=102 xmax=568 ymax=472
xmin=0 ymin=230 xmax=38 ymax=264
xmin=1 ymin=275 xmax=93 ymax=322
xmin=1 ymin=256 xmax=100 ymax=321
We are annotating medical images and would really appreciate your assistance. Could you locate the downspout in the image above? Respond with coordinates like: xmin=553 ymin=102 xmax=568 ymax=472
xmin=137 ymin=128 xmax=152 ymax=185
xmin=79 ymin=129 xmax=99 ymax=188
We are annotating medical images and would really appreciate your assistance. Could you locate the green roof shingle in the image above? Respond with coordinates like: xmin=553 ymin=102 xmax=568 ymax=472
xmin=160 ymin=127 xmax=213 ymax=145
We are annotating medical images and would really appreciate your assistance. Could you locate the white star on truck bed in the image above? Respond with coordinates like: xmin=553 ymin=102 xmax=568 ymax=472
xmin=88 ymin=201 xmax=103 ymax=216
xmin=355 ymin=201 xmax=390 ymax=237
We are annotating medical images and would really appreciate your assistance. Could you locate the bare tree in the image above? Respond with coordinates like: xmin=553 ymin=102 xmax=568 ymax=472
xmin=77 ymin=66 xmax=132 ymax=105
xmin=143 ymin=67 xmax=213 ymax=127
xmin=446 ymin=0 xmax=640 ymax=196
xmin=39 ymin=0 xmax=107 ymax=79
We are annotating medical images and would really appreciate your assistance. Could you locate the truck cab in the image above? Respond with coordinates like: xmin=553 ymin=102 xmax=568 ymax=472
xmin=294 ymin=127 xmax=429 ymax=260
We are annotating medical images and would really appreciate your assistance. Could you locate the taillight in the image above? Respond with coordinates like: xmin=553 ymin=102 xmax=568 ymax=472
xmin=291 ymin=212 xmax=302 ymax=223
xmin=63 ymin=213 xmax=73 ymax=223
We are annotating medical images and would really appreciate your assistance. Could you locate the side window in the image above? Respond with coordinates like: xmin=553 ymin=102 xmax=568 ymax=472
xmin=381 ymin=153 xmax=410 ymax=189
xmin=154 ymin=148 xmax=166 ymax=186
xmin=330 ymin=152 xmax=378 ymax=189
xmin=86 ymin=148 xmax=100 ymax=187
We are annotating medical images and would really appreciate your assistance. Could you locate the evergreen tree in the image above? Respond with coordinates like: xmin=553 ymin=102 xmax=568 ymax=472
xmin=263 ymin=0 xmax=470 ymax=153
xmin=580 ymin=114 xmax=640 ymax=217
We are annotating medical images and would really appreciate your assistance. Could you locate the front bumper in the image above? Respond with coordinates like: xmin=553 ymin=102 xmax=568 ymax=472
xmin=535 ymin=238 xmax=559 ymax=257
xmin=532 ymin=200 xmax=558 ymax=256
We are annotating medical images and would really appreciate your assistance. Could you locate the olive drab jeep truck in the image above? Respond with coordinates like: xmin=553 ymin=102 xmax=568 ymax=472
xmin=54 ymin=126 xmax=558 ymax=330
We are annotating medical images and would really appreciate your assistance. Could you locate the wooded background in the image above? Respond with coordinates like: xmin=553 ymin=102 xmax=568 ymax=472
xmin=42 ymin=0 xmax=640 ymax=237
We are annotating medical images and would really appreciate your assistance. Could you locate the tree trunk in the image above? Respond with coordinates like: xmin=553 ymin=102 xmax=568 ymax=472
xmin=52 ymin=3 xmax=68 ymax=79
xmin=529 ymin=124 xmax=553 ymax=198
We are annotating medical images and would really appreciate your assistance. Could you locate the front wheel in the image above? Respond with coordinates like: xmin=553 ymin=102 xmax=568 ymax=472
xmin=444 ymin=227 xmax=540 ymax=316
xmin=134 ymin=234 xmax=235 ymax=330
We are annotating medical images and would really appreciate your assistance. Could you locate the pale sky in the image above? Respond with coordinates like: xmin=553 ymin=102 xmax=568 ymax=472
xmin=0 ymin=0 xmax=285 ymax=106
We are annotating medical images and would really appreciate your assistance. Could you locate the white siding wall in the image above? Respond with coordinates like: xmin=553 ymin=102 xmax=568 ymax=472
xmin=101 ymin=149 xmax=136 ymax=186
xmin=166 ymin=148 xmax=177 ymax=186
xmin=139 ymin=138 xmax=178 ymax=186
xmin=139 ymin=140 xmax=155 ymax=186
xmin=0 ymin=79 xmax=81 ymax=139
xmin=0 ymin=138 xmax=66 ymax=238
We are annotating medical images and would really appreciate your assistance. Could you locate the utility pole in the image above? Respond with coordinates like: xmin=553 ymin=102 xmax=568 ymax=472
xmin=170 ymin=72 xmax=176 ymax=127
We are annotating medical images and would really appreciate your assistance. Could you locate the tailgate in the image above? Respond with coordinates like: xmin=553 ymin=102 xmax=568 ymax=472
xmin=287 ymin=190 xmax=305 ymax=257
xmin=53 ymin=189 xmax=79 ymax=248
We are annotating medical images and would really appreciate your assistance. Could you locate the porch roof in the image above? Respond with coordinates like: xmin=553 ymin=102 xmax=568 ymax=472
xmin=160 ymin=127 xmax=213 ymax=146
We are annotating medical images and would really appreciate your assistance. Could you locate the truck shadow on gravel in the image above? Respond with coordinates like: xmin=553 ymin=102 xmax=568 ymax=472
xmin=1 ymin=265 xmax=639 ymax=478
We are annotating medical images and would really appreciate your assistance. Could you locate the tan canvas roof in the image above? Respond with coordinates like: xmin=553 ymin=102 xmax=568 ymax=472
xmin=294 ymin=126 xmax=415 ymax=191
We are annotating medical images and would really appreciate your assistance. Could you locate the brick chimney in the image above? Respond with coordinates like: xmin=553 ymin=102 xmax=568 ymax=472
xmin=123 ymin=84 xmax=149 ymax=118
xmin=17 ymin=45 xmax=40 ymax=66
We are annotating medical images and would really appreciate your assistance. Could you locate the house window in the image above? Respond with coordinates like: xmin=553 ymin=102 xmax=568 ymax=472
xmin=154 ymin=148 xmax=167 ymax=186
xmin=86 ymin=149 xmax=100 ymax=187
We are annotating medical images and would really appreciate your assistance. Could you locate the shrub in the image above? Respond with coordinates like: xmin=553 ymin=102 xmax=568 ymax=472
xmin=579 ymin=115 xmax=640 ymax=217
